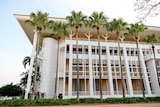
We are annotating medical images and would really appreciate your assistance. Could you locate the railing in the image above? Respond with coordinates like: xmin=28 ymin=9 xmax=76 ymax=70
xmin=72 ymin=91 xmax=90 ymax=96
xmin=133 ymin=90 xmax=144 ymax=95
xmin=65 ymin=38 xmax=152 ymax=45
xmin=64 ymin=89 xmax=155 ymax=96
xmin=65 ymin=91 xmax=131 ymax=96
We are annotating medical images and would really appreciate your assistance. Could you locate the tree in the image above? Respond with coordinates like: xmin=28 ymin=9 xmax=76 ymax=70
xmin=66 ymin=10 xmax=87 ymax=101
xmin=48 ymin=21 xmax=68 ymax=99
xmin=110 ymin=18 xmax=127 ymax=98
xmin=134 ymin=0 xmax=160 ymax=22
xmin=88 ymin=11 xmax=107 ymax=100
xmin=0 ymin=83 xmax=23 ymax=96
xmin=19 ymin=71 xmax=29 ymax=89
xmin=144 ymin=33 xmax=160 ymax=85
xmin=125 ymin=22 xmax=147 ymax=98
xmin=25 ymin=11 xmax=49 ymax=99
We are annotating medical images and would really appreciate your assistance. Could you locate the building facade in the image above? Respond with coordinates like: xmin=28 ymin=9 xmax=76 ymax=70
xmin=15 ymin=14 xmax=160 ymax=99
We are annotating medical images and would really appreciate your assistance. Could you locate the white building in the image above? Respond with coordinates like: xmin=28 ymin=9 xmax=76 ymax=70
xmin=15 ymin=14 xmax=160 ymax=99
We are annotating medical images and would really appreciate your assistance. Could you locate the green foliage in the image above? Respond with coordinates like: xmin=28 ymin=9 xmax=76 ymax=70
xmin=66 ymin=10 xmax=87 ymax=28
xmin=25 ymin=11 xmax=49 ymax=31
xmin=146 ymin=97 xmax=160 ymax=102
xmin=103 ymin=98 xmax=121 ymax=103
xmin=79 ymin=98 xmax=98 ymax=103
xmin=0 ymin=97 xmax=160 ymax=106
xmin=0 ymin=83 xmax=23 ymax=96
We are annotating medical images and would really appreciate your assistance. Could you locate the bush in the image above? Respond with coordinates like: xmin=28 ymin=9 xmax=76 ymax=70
xmin=0 ymin=97 xmax=160 ymax=106
xmin=146 ymin=97 xmax=160 ymax=102
xmin=80 ymin=98 xmax=97 ymax=103
xmin=121 ymin=98 xmax=137 ymax=103
xmin=103 ymin=98 xmax=121 ymax=103
xmin=67 ymin=98 xmax=79 ymax=104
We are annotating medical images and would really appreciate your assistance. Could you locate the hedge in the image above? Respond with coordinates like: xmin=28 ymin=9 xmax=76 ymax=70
xmin=0 ymin=97 xmax=160 ymax=106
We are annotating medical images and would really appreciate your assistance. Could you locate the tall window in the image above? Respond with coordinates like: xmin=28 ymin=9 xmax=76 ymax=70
xmin=94 ymin=79 xmax=100 ymax=91
xmin=113 ymin=79 xmax=117 ymax=91
xmin=74 ymin=79 xmax=82 ymax=91
xmin=84 ymin=46 xmax=88 ymax=54
xmin=78 ymin=46 xmax=82 ymax=54
xmin=79 ymin=63 xmax=83 ymax=71
xmin=102 ymin=47 xmax=106 ymax=55
xmin=66 ymin=45 xmax=69 ymax=53
xmin=73 ymin=45 xmax=76 ymax=54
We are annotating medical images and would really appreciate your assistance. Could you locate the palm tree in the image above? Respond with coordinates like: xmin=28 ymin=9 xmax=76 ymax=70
xmin=20 ymin=71 xmax=29 ymax=90
xmin=23 ymin=56 xmax=31 ymax=69
xmin=66 ymin=11 xmax=86 ymax=101
xmin=110 ymin=18 xmax=127 ymax=98
xmin=25 ymin=11 xmax=49 ymax=99
xmin=126 ymin=22 xmax=147 ymax=98
xmin=144 ymin=33 xmax=160 ymax=85
xmin=48 ymin=21 xmax=68 ymax=99
xmin=88 ymin=11 xmax=107 ymax=100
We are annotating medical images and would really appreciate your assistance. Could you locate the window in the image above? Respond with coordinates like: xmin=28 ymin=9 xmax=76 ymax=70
xmin=92 ymin=49 xmax=95 ymax=54
xmin=111 ymin=64 xmax=114 ymax=72
xmin=73 ymin=47 xmax=76 ymax=54
xmin=115 ymin=64 xmax=119 ymax=72
xmin=78 ymin=46 xmax=82 ymax=54
xmin=79 ymin=67 xmax=83 ymax=71
xmin=131 ymin=50 xmax=134 ymax=56
xmin=157 ymin=49 xmax=160 ymax=54
xmin=95 ymin=79 xmax=100 ymax=91
xmin=102 ymin=49 xmax=106 ymax=55
xmin=114 ymin=49 xmax=118 ymax=55
xmin=110 ymin=50 xmax=113 ymax=55
xmin=121 ymin=50 xmax=123 ymax=55
xmin=127 ymin=50 xmax=129 ymax=56
xmin=97 ymin=48 xmax=99 ymax=54
xmin=113 ymin=79 xmax=117 ymax=91
xmin=102 ymin=47 xmax=106 ymax=55
xmin=66 ymin=45 xmax=69 ymax=53
xmin=85 ymin=48 xmax=88 ymax=54
xmin=74 ymin=79 xmax=82 ymax=91
xmin=135 ymin=50 xmax=138 ymax=56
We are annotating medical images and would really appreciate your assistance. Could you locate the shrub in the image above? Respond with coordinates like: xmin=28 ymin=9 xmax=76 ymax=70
xmin=79 ymin=98 xmax=97 ymax=103
xmin=0 ymin=97 xmax=160 ymax=106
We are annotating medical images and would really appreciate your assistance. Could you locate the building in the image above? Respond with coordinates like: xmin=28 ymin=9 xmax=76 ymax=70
xmin=15 ymin=14 xmax=160 ymax=99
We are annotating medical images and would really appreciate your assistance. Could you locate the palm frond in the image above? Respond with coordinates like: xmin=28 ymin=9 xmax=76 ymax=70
xmin=25 ymin=11 xmax=49 ymax=31
xmin=66 ymin=10 xmax=87 ymax=28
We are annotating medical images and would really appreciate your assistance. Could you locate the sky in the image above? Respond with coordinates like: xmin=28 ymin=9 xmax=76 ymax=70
xmin=0 ymin=0 xmax=160 ymax=87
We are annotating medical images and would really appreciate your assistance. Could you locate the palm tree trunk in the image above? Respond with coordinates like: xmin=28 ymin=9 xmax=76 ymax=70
xmin=76 ymin=27 xmax=79 ymax=101
xmin=97 ymin=28 xmax=102 ymax=101
xmin=136 ymin=38 xmax=145 ymax=98
xmin=33 ymin=31 xmax=40 ymax=99
xmin=25 ymin=31 xmax=38 ymax=99
xmin=117 ymin=33 xmax=125 ymax=98
xmin=152 ymin=45 xmax=160 ymax=86
xmin=54 ymin=39 xmax=60 ymax=99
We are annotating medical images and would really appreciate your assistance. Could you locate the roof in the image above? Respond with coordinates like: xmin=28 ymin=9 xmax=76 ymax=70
xmin=14 ymin=14 xmax=160 ymax=45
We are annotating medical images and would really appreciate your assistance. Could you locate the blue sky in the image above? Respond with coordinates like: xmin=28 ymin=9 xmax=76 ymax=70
xmin=0 ymin=0 xmax=160 ymax=87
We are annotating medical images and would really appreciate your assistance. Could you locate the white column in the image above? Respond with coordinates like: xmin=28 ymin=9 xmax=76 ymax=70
xmin=25 ymin=31 xmax=38 ymax=99
xmin=88 ymin=41 xmax=93 ymax=96
xmin=68 ymin=43 xmax=73 ymax=97
xmin=85 ymin=33 xmax=93 ymax=97
xmin=139 ymin=48 xmax=152 ymax=95
xmin=39 ymin=38 xmax=57 ymax=98
xmin=106 ymin=42 xmax=114 ymax=96
xmin=146 ymin=58 xmax=160 ymax=95
xmin=123 ymin=46 xmax=133 ymax=96
xmin=63 ymin=43 xmax=67 ymax=98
